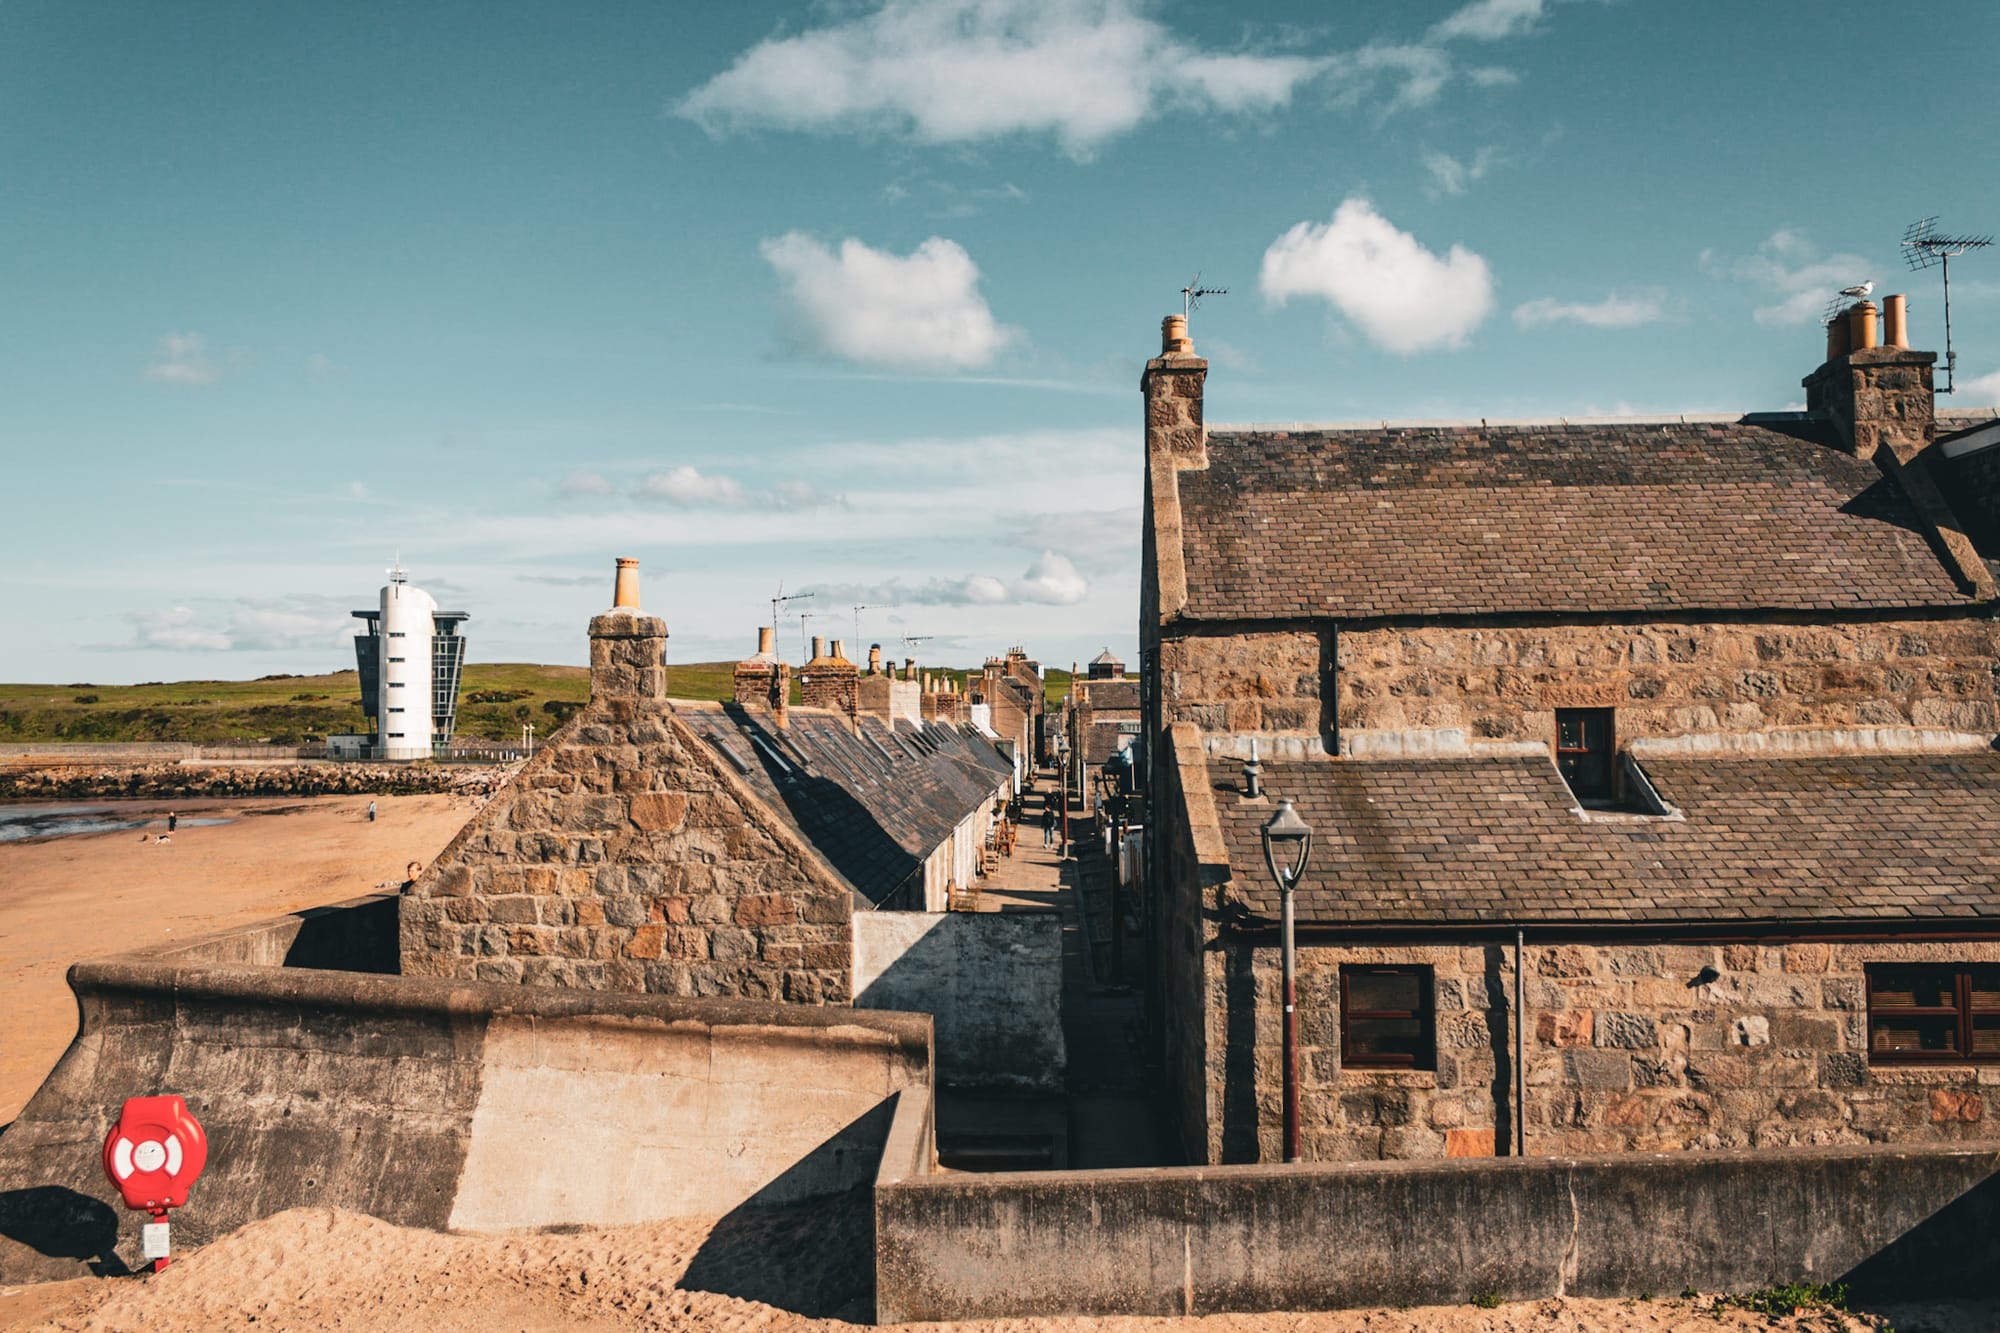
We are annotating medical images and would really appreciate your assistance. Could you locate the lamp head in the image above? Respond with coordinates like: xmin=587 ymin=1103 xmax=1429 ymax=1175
xmin=1260 ymin=797 xmax=1313 ymax=889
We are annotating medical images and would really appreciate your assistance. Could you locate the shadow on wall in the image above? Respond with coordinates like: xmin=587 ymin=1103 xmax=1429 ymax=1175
xmin=280 ymin=898 xmax=400 ymax=973
xmin=854 ymin=912 xmax=1065 ymax=1093
xmin=1843 ymin=1170 xmax=2000 ymax=1299
xmin=1219 ymin=932 xmax=1259 ymax=1163
xmin=679 ymin=1099 xmax=893 ymax=1319
xmin=0 ymin=1186 xmax=130 ymax=1277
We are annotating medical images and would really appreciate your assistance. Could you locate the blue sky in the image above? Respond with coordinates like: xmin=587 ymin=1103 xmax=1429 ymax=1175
xmin=5 ymin=0 xmax=1999 ymax=683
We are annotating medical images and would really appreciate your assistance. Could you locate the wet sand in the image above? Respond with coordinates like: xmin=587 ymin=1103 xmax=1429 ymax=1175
xmin=0 ymin=794 xmax=473 ymax=1124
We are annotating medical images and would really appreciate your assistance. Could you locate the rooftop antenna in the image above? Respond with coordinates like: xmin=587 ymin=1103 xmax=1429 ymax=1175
xmin=1903 ymin=215 xmax=1992 ymax=394
xmin=851 ymin=603 xmax=875 ymax=646
xmin=1181 ymin=273 xmax=1228 ymax=329
xmin=770 ymin=582 xmax=812 ymax=652
xmin=798 ymin=609 xmax=822 ymax=662
xmin=387 ymin=553 xmax=407 ymax=584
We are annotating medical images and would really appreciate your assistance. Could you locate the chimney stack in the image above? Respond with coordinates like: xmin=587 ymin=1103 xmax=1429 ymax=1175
xmin=1804 ymin=295 xmax=1936 ymax=464
xmin=868 ymin=643 xmax=883 ymax=675
xmin=801 ymin=635 xmax=859 ymax=721
xmin=589 ymin=557 xmax=667 ymax=705
xmin=734 ymin=626 xmax=783 ymax=709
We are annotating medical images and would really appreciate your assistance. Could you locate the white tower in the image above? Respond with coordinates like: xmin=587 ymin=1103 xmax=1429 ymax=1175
xmin=377 ymin=564 xmax=437 ymax=760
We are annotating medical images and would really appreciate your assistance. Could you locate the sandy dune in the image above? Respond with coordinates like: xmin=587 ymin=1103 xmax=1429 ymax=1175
xmin=0 ymin=794 xmax=474 ymax=1123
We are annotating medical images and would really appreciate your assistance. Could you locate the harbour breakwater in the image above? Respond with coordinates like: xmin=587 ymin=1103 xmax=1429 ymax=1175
xmin=0 ymin=761 xmax=515 ymax=801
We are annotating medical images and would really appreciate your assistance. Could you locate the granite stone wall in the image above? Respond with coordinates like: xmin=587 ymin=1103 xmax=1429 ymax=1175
xmin=399 ymin=610 xmax=855 ymax=1002
xmin=1157 ymin=617 xmax=1999 ymax=752
xmin=1335 ymin=618 xmax=2000 ymax=743
xmin=1205 ymin=936 xmax=2000 ymax=1164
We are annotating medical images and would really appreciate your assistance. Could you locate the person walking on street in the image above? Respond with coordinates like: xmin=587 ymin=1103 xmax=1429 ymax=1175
xmin=1041 ymin=801 xmax=1056 ymax=848
xmin=367 ymin=800 xmax=377 ymax=823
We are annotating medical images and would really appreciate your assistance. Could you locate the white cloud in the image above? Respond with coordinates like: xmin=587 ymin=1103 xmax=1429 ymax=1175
xmin=761 ymin=232 xmax=1018 ymax=373
xmin=771 ymin=478 xmax=846 ymax=511
xmin=1431 ymin=0 xmax=1547 ymax=42
xmin=804 ymin=551 xmax=1089 ymax=608
xmin=1466 ymin=65 xmax=1520 ymax=86
xmin=678 ymin=0 xmax=1327 ymax=157
xmin=1513 ymin=290 xmax=1669 ymax=330
xmin=143 ymin=331 xmax=221 ymax=386
xmin=1260 ymin=198 xmax=1495 ymax=354
xmin=1701 ymin=229 xmax=1874 ymax=327
xmin=108 ymin=597 xmax=354 ymax=654
xmin=635 ymin=466 xmax=746 ymax=508
xmin=1958 ymin=369 xmax=2000 ymax=404
xmin=1421 ymin=145 xmax=1501 ymax=197
xmin=559 ymin=470 xmax=615 ymax=497
xmin=1013 ymin=551 xmax=1089 ymax=604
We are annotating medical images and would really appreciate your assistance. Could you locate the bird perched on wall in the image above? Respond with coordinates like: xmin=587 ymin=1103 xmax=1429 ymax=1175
xmin=1840 ymin=281 xmax=1874 ymax=299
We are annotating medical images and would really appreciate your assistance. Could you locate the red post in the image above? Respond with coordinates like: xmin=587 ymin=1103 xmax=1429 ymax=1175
xmin=151 ymin=1208 xmax=171 ymax=1272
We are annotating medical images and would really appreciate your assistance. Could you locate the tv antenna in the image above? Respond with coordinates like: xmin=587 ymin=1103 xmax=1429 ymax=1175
xmin=851 ymin=603 xmax=875 ymax=646
xmin=1903 ymin=216 xmax=1992 ymax=394
xmin=1181 ymin=274 xmax=1228 ymax=327
xmin=770 ymin=582 xmax=812 ymax=651
xmin=798 ymin=610 xmax=823 ymax=661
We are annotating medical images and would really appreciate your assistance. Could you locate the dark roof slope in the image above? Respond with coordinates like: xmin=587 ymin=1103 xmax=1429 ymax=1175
xmin=1176 ymin=420 xmax=1970 ymax=620
xmin=1209 ymin=751 xmax=2000 ymax=926
xmin=679 ymin=703 xmax=1011 ymax=907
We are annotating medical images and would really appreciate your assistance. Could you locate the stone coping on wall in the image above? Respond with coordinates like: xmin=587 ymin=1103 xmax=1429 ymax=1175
xmin=1629 ymin=727 xmax=1994 ymax=757
xmin=874 ymin=1139 xmax=2000 ymax=1321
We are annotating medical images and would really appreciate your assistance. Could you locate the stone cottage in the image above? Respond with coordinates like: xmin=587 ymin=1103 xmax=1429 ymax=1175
xmin=1139 ymin=304 xmax=2000 ymax=1164
xmin=400 ymin=586 xmax=1014 ymax=1001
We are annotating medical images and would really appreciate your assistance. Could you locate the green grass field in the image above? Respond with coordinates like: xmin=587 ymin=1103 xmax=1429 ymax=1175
xmin=0 ymin=662 xmax=1075 ymax=744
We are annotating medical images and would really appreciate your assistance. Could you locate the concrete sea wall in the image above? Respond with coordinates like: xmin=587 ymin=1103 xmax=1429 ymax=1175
xmin=875 ymin=1136 xmax=2000 ymax=1321
xmin=0 ymin=896 xmax=929 ymax=1285
xmin=853 ymin=910 xmax=1064 ymax=1091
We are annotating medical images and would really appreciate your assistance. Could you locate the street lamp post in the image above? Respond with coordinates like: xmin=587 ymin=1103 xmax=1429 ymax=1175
xmin=1260 ymin=798 xmax=1313 ymax=1164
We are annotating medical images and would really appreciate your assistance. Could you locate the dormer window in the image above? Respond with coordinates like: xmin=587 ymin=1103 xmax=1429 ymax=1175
xmin=1556 ymin=708 xmax=1615 ymax=803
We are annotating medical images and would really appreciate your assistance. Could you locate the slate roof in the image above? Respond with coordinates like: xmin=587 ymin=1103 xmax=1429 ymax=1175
xmin=1175 ymin=419 xmax=1974 ymax=621
xmin=1079 ymin=679 xmax=1140 ymax=711
xmin=678 ymin=702 xmax=1012 ymax=907
xmin=1208 ymin=752 xmax=2000 ymax=927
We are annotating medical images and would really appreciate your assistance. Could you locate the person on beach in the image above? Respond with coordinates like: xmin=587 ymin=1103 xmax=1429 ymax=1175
xmin=367 ymin=801 xmax=377 ymax=823
xmin=166 ymin=811 xmax=177 ymax=834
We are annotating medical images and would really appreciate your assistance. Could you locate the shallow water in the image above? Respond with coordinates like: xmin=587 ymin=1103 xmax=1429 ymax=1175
xmin=0 ymin=803 xmax=232 ymax=844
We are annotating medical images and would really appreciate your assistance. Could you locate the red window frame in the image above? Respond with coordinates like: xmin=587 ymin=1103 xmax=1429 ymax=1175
xmin=1865 ymin=965 xmax=2000 ymax=1064
xmin=1555 ymin=707 xmax=1616 ymax=802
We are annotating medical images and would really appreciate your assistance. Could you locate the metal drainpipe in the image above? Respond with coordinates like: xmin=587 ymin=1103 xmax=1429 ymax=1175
xmin=1514 ymin=926 xmax=1527 ymax=1157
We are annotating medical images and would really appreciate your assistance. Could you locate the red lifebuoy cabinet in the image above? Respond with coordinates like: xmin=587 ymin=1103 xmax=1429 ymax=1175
xmin=102 ymin=1095 xmax=207 ymax=1270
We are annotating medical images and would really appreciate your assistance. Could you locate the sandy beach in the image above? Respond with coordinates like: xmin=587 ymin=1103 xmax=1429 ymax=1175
xmin=0 ymin=794 xmax=474 ymax=1124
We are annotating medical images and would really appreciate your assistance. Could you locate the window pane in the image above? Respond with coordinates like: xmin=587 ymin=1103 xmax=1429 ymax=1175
xmin=1559 ymin=752 xmax=1613 ymax=799
xmin=1871 ymin=1015 xmax=1960 ymax=1056
xmin=1557 ymin=715 xmax=1584 ymax=750
xmin=1974 ymin=1017 xmax=2000 ymax=1056
xmin=1970 ymin=968 xmax=2000 ymax=1011
xmin=1347 ymin=970 xmax=1422 ymax=1013
xmin=1347 ymin=1017 xmax=1426 ymax=1063
xmin=1872 ymin=971 xmax=1955 ymax=1009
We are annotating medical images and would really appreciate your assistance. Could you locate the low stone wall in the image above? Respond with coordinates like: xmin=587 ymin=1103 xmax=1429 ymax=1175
xmin=0 ymin=761 xmax=510 ymax=800
xmin=853 ymin=910 xmax=1065 ymax=1091
xmin=0 ymin=897 xmax=929 ymax=1285
xmin=875 ymin=1143 xmax=2000 ymax=1321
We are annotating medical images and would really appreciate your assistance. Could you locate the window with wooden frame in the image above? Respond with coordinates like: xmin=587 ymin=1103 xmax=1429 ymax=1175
xmin=1866 ymin=965 xmax=2000 ymax=1063
xmin=1555 ymin=708 xmax=1616 ymax=802
xmin=1340 ymin=965 xmax=1434 ymax=1070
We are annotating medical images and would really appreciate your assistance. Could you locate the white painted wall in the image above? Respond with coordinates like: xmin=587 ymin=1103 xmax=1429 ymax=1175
xmin=378 ymin=579 xmax=437 ymax=759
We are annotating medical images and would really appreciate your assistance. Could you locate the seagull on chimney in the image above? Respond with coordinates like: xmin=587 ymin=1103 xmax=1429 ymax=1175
xmin=1840 ymin=281 xmax=1874 ymax=299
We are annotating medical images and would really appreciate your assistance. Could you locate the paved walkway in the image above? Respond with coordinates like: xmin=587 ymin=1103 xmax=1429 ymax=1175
xmin=975 ymin=773 xmax=1167 ymax=1169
